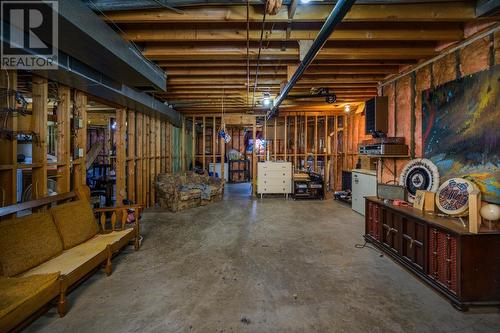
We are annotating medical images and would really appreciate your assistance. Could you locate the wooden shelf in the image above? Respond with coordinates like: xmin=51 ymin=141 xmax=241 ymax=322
xmin=363 ymin=155 xmax=410 ymax=158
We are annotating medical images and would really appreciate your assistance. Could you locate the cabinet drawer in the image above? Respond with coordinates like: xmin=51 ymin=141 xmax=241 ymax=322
xmin=258 ymin=184 xmax=291 ymax=193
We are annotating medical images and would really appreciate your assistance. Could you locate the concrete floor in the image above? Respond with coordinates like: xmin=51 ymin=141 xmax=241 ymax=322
xmin=27 ymin=184 xmax=500 ymax=332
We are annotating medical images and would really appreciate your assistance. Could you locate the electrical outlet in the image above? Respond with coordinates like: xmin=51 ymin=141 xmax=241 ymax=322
xmin=78 ymin=148 xmax=84 ymax=157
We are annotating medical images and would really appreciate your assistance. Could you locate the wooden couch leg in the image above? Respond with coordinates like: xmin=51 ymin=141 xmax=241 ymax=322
xmin=105 ymin=246 xmax=113 ymax=276
xmin=58 ymin=291 xmax=67 ymax=317
xmin=134 ymin=225 xmax=141 ymax=251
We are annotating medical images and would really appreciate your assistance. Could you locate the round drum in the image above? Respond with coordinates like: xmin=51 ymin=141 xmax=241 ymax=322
xmin=436 ymin=178 xmax=476 ymax=216
xmin=399 ymin=158 xmax=440 ymax=202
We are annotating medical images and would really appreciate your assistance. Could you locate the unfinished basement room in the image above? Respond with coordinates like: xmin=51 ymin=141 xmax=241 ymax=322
xmin=0 ymin=0 xmax=499 ymax=332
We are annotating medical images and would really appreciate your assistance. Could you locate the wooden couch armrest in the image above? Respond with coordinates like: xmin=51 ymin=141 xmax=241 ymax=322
xmin=94 ymin=205 xmax=143 ymax=233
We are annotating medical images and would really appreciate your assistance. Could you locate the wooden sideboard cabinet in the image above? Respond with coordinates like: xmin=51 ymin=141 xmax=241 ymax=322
xmin=364 ymin=197 xmax=500 ymax=310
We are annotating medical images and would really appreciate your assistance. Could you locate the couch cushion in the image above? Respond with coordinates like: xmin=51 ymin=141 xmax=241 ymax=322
xmin=0 ymin=213 xmax=63 ymax=277
xmin=179 ymin=188 xmax=202 ymax=200
xmin=22 ymin=236 xmax=108 ymax=277
xmin=0 ymin=273 xmax=59 ymax=322
xmin=90 ymin=229 xmax=135 ymax=252
xmin=50 ymin=200 xmax=99 ymax=250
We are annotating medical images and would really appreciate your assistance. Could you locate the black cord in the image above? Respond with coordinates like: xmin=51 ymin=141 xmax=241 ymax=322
xmin=354 ymin=241 xmax=384 ymax=257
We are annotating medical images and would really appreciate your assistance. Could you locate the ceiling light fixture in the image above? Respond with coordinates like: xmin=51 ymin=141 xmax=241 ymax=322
xmin=262 ymin=93 xmax=273 ymax=108
xmin=344 ymin=104 xmax=351 ymax=113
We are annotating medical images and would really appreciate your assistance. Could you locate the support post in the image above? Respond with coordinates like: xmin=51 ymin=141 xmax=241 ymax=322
xmin=136 ymin=113 xmax=143 ymax=205
xmin=32 ymin=76 xmax=48 ymax=199
xmin=192 ymin=116 xmax=196 ymax=170
xmin=252 ymin=120 xmax=257 ymax=197
xmin=202 ymin=116 xmax=206 ymax=170
xmin=0 ymin=70 xmax=17 ymax=207
xmin=115 ymin=109 xmax=127 ymax=204
xmin=56 ymin=85 xmax=71 ymax=194
xmin=127 ymin=110 xmax=136 ymax=202
xmin=73 ymin=91 xmax=87 ymax=190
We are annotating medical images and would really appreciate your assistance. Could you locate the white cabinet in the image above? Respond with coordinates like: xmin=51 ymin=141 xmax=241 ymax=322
xmin=352 ymin=169 xmax=377 ymax=215
xmin=257 ymin=162 xmax=292 ymax=198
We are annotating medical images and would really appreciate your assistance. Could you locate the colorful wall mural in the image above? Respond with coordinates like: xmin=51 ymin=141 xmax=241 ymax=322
xmin=422 ymin=66 xmax=499 ymax=204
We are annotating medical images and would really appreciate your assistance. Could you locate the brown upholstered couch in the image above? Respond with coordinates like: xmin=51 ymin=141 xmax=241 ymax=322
xmin=0 ymin=190 xmax=141 ymax=332
xmin=156 ymin=171 xmax=224 ymax=212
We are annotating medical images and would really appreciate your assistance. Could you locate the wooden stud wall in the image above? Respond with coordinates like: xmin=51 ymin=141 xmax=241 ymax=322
xmin=73 ymin=91 xmax=87 ymax=189
xmin=115 ymin=108 xmax=127 ymax=204
xmin=31 ymin=76 xmax=48 ymax=199
xmin=56 ymin=86 xmax=71 ymax=194
xmin=0 ymin=70 xmax=17 ymax=208
xmin=127 ymin=110 xmax=136 ymax=203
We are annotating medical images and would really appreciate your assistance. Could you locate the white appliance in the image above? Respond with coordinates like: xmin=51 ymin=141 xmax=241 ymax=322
xmin=351 ymin=169 xmax=377 ymax=215
xmin=257 ymin=161 xmax=292 ymax=198
xmin=209 ymin=162 xmax=228 ymax=181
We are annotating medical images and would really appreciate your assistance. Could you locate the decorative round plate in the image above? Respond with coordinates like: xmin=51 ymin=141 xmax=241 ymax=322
xmin=436 ymin=178 xmax=476 ymax=216
xmin=399 ymin=158 xmax=440 ymax=202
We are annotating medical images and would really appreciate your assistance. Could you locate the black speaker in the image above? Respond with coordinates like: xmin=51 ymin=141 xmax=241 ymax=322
xmin=365 ymin=96 xmax=388 ymax=136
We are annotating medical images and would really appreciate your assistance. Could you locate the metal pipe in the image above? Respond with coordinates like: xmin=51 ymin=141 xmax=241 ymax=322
xmin=267 ymin=0 xmax=356 ymax=119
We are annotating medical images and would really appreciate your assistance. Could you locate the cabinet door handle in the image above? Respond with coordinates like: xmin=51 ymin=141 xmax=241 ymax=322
xmin=409 ymin=238 xmax=414 ymax=249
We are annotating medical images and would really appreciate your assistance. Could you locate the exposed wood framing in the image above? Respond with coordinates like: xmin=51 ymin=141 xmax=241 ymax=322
xmin=31 ymin=76 xmax=48 ymax=199
xmin=0 ymin=70 xmax=17 ymax=207
xmin=56 ymin=85 xmax=71 ymax=194
xmin=127 ymin=110 xmax=136 ymax=202
xmin=115 ymin=108 xmax=127 ymax=204
xmin=73 ymin=91 xmax=87 ymax=190
xmin=136 ymin=112 xmax=144 ymax=205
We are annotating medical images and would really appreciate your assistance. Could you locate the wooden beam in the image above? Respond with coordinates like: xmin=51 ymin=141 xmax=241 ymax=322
xmin=294 ymin=115 xmax=298 ymax=169
xmin=158 ymin=59 xmax=417 ymax=67
xmin=284 ymin=115 xmax=288 ymax=161
xmin=149 ymin=115 xmax=155 ymax=206
xmin=202 ymin=116 xmax=206 ymax=170
xmin=273 ymin=117 xmax=277 ymax=160
xmin=212 ymin=117 xmax=216 ymax=174
xmin=123 ymin=25 xmax=463 ymax=42
xmin=252 ymin=120 xmax=257 ymax=197
xmin=181 ymin=116 xmax=186 ymax=171
xmin=105 ymin=3 xmax=475 ymax=23
xmin=32 ymin=76 xmax=48 ymax=199
xmin=314 ymin=115 xmax=318 ymax=171
xmin=73 ymin=91 xmax=87 ymax=190
xmin=192 ymin=116 xmax=196 ymax=169
xmin=0 ymin=70 xmax=17 ymax=207
xmin=56 ymin=85 xmax=71 ymax=194
xmin=127 ymin=110 xmax=136 ymax=202
xmin=144 ymin=45 xmax=435 ymax=61
xmin=115 ymin=108 xmax=127 ymax=204
xmin=144 ymin=114 xmax=150 ymax=206
xmin=136 ymin=113 xmax=143 ymax=205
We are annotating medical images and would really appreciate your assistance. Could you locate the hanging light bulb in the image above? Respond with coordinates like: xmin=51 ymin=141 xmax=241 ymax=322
xmin=261 ymin=93 xmax=272 ymax=108
xmin=344 ymin=104 xmax=351 ymax=113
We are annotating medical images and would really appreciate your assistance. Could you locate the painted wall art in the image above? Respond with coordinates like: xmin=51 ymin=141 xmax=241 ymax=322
xmin=422 ymin=66 xmax=499 ymax=204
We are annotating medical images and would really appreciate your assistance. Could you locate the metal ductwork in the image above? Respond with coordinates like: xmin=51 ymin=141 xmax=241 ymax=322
xmin=267 ymin=0 xmax=356 ymax=119
xmin=56 ymin=0 xmax=167 ymax=91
